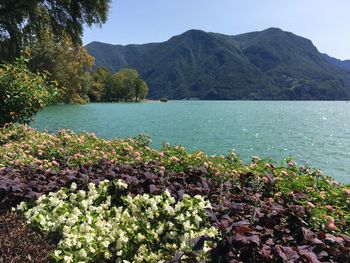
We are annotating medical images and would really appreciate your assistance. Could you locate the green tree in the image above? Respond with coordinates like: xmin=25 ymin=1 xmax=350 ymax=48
xmin=89 ymin=67 xmax=112 ymax=102
xmin=0 ymin=0 xmax=111 ymax=62
xmin=28 ymin=32 xmax=94 ymax=104
xmin=0 ymin=54 xmax=57 ymax=126
xmin=135 ymin=78 xmax=149 ymax=101
xmin=86 ymin=67 xmax=148 ymax=102
xmin=113 ymin=68 xmax=148 ymax=102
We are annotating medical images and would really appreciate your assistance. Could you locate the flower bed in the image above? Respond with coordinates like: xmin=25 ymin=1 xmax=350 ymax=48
xmin=0 ymin=124 xmax=350 ymax=262
xmin=16 ymin=180 xmax=217 ymax=262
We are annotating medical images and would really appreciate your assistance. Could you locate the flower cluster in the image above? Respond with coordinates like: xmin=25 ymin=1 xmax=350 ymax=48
xmin=17 ymin=180 xmax=218 ymax=262
xmin=0 ymin=124 xmax=241 ymax=178
xmin=2 ymin=125 xmax=350 ymax=236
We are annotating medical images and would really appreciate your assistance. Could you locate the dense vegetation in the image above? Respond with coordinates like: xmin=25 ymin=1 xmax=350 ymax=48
xmin=0 ymin=54 xmax=57 ymax=127
xmin=28 ymin=31 xmax=95 ymax=104
xmin=323 ymin=54 xmax=350 ymax=72
xmin=88 ymin=68 xmax=148 ymax=102
xmin=0 ymin=0 xmax=114 ymax=104
xmin=86 ymin=28 xmax=350 ymax=100
xmin=0 ymin=0 xmax=110 ymax=62
xmin=0 ymin=124 xmax=349 ymax=262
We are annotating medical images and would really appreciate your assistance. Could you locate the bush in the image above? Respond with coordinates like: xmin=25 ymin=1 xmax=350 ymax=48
xmin=0 ymin=54 xmax=57 ymax=127
xmin=1 ymin=125 xmax=350 ymax=262
xmin=17 ymin=180 xmax=218 ymax=262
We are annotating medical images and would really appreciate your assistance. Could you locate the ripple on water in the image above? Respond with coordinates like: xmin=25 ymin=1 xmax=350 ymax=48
xmin=31 ymin=101 xmax=350 ymax=183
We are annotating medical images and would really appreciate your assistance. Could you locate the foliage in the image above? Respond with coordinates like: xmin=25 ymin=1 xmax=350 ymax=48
xmin=0 ymin=0 xmax=111 ymax=62
xmin=0 ymin=124 xmax=238 ymax=173
xmin=1 ymin=125 xmax=350 ymax=261
xmin=87 ymin=68 xmax=111 ymax=102
xmin=0 ymin=55 xmax=57 ymax=127
xmin=86 ymin=28 xmax=350 ymax=100
xmin=28 ymin=31 xmax=95 ymax=104
xmin=87 ymin=67 xmax=148 ymax=102
xmin=102 ymin=68 xmax=148 ymax=102
xmin=16 ymin=180 xmax=217 ymax=262
xmin=323 ymin=54 xmax=350 ymax=72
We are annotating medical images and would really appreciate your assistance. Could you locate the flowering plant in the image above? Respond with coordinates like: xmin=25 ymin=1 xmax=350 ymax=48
xmin=17 ymin=180 xmax=218 ymax=262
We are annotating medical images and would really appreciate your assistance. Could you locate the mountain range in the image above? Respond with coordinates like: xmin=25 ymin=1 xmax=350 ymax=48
xmin=85 ymin=28 xmax=350 ymax=100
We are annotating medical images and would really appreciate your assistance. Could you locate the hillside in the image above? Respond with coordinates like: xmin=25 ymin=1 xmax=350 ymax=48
xmin=85 ymin=28 xmax=350 ymax=100
xmin=323 ymin=53 xmax=350 ymax=72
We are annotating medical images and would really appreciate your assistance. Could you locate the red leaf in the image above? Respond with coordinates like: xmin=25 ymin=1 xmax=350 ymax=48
xmin=275 ymin=245 xmax=299 ymax=262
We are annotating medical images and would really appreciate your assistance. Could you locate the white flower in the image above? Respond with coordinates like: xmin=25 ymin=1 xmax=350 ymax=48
xmin=88 ymin=183 xmax=96 ymax=191
xmin=69 ymin=193 xmax=77 ymax=202
xmin=70 ymin=182 xmax=77 ymax=192
xmin=72 ymin=207 xmax=81 ymax=215
xmin=164 ymin=189 xmax=171 ymax=198
xmin=63 ymin=255 xmax=72 ymax=262
xmin=17 ymin=201 xmax=27 ymax=211
xmin=102 ymin=240 xmax=110 ymax=248
xmin=156 ymin=223 xmax=164 ymax=234
xmin=66 ymin=216 xmax=77 ymax=226
xmin=86 ymin=214 xmax=93 ymax=224
xmin=183 ymin=220 xmax=191 ymax=231
xmin=114 ymin=179 xmax=128 ymax=189
xmin=57 ymin=215 xmax=66 ymax=224
xmin=63 ymin=226 xmax=70 ymax=236
xmin=85 ymin=233 xmax=95 ymax=243
xmin=137 ymin=233 xmax=145 ymax=241
xmin=164 ymin=204 xmax=175 ymax=215
xmin=78 ymin=249 xmax=87 ymax=258
xmin=194 ymin=215 xmax=202 ymax=225
xmin=20 ymin=178 xmax=218 ymax=262
xmin=104 ymin=251 xmax=112 ymax=259
xmin=175 ymin=214 xmax=185 ymax=222
xmin=37 ymin=195 xmax=46 ymax=203
xmin=81 ymin=200 xmax=88 ymax=209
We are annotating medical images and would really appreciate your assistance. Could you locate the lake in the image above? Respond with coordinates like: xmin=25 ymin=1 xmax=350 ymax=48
xmin=31 ymin=101 xmax=350 ymax=183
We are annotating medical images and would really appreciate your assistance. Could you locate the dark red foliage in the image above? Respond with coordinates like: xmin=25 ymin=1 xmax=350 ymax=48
xmin=1 ymin=161 xmax=350 ymax=262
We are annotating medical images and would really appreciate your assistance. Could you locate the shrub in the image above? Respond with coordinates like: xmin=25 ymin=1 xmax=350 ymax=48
xmin=16 ymin=180 xmax=218 ymax=262
xmin=2 ymin=125 xmax=350 ymax=262
xmin=0 ymin=53 xmax=57 ymax=127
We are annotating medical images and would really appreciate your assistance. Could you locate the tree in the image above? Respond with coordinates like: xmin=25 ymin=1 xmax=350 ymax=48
xmin=86 ymin=67 xmax=149 ymax=102
xmin=28 ymin=31 xmax=94 ymax=104
xmin=0 ymin=0 xmax=111 ymax=62
xmin=135 ymin=78 xmax=149 ymax=101
xmin=52 ymin=35 xmax=94 ymax=104
xmin=89 ymin=67 xmax=112 ymax=102
xmin=0 ymin=54 xmax=57 ymax=126
xmin=113 ymin=68 xmax=148 ymax=102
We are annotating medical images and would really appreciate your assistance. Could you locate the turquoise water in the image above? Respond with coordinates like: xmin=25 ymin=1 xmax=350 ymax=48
xmin=31 ymin=101 xmax=350 ymax=183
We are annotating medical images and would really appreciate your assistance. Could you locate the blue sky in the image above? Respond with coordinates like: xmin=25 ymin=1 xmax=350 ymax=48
xmin=83 ymin=0 xmax=350 ymax=60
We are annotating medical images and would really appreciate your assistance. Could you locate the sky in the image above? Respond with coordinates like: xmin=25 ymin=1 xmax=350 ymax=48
xmin=83 ymin=0 xmax=350 ymax=60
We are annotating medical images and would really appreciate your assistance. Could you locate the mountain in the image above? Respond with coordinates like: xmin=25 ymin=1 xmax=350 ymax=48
xmin=85 ymin=28 xmax=350 ymax=100
xmin=323 ymin=54 xmax=350 ymax=72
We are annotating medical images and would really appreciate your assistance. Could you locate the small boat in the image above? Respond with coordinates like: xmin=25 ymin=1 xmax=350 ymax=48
xmin=160 ymin=97 xmax=168 ymax=102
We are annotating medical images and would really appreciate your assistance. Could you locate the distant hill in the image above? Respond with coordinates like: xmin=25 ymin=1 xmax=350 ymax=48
xmin=85 ymin=28 xmax=350 ymax=100
xmin=323 ymin=54 xmax=350 ymax=72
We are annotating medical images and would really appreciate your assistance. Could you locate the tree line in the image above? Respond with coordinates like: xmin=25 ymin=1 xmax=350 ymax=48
xmin=88 ymin=67 xmax=148 ymax=102
xmin=0 ymin=0 xmax=149 ymax=127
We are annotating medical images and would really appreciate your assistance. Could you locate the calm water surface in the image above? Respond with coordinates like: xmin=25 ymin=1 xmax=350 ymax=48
xmin=31 ymin=101 xmax=350 ymax=183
